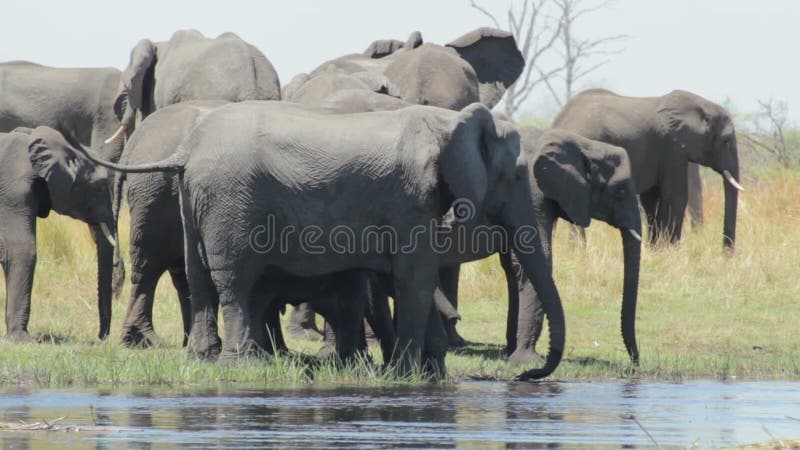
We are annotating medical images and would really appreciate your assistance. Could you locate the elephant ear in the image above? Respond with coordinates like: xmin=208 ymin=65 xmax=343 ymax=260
xmin=351 ymin=71 xmax=402 ymax=97
xmin=363 ymin=31 xmax=423 ymax=58
xmin=25 ymin=126 xmax=84 ymax=216
xmin=115 ymin=39 xmax=157 ymax=125
xmin=446 ymin=28 xmax=525 ymax=109
xmin=657 ymin=90 xmax=712 ymax=160
xmin=532 ymin=132 xmax=592 ymax=227
xmin=440 ymin=104 xmax=509 ymax=218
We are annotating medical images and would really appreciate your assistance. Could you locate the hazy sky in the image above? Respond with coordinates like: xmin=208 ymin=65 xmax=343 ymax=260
xmin=1 ymin=1 xmax=797 ymax=120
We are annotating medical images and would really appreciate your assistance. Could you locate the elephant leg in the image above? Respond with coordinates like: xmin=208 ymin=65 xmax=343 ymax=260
xmin=287 ymin=302 xmax=323 ymax=341
xmin=392 ymin=255 xmax=438 ymax=376
xmin=500 ymin=251 xmax=544 ymax=364
xmin=184 ymin=244 xmax=221 ymax=361
xmin=639 ymin=188 xmax=660 ymax=245
xmin=2 ymin=239 xmax=36 ymax=342
xmin=436 ymin=266 xmax=465 ymax=348
xmin=121 ymin=263 xmax=166 ymax=348
xmin=262 ymin=301 xmax=288 ymax=354
xmin=211 ymin=269 xmax=257 ymax=362
xmin=658 ymin=195 xmax=687 ymax=244
xmin=686 ymin=163 xmax=704 ymax=228
xmin=332 ymin=271 xmax=370 ymax=362
xmin=422 ymin=301 xmax=447 ymax=378
xmin=168 ymin=267 xmax=193 ymax=348
xmin=365 ymin=277 xmax=396 ymax=364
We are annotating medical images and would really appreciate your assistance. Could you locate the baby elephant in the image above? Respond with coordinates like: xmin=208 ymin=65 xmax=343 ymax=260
xmin=0 ymin=127 xmax=117 ymax=341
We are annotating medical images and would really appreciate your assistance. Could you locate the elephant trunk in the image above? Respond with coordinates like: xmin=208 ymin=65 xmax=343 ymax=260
xmin=620 ymin=227 xmax=641 ymax=365
xmin=111 ymin=171 xmax=126 ymax=298
xmin=722 ymin=173 xmax=739 ymax=251
xmin=90 ymin=223 xmax=115 ymax=340
xmin=512 ymin=232 xmax=565 ymax=381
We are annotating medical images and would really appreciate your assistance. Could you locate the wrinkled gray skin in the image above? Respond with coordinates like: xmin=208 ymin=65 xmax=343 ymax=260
xmin=78 ymin=102 xmax=567 ymax=381
xmin=114 ymin=100 xmax=393 ymax=361
xmin=303 ymin=27 xmax=524 ymax=111
xmin=554 ymin=89 xmax=741 ymax=250
xmin=0 ymin=127 xmax=116 ymax=341
xmin=113 ymin=101 xmax=227 ymax=347
xmin=497 ymin=127 xmax=642 ymax=364
xmin=286 ymin=28 xmax=525 ymax=342
xmin=0 ymin=61 xmax=127 ymax=322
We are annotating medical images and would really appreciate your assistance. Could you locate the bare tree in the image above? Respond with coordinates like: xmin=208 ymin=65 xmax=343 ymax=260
xmin=470 ymin=0 xmax=564 ymax=119
xmin=739 ymin=99 xmax=797 ymax=168
xmin=469 ymin=0 xmax=627 ymax=119
xmin=542 ymin=0 xmax=628 ymax=107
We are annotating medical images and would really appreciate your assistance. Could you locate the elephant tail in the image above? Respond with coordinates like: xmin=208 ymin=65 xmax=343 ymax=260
xmin=110 ymin=168 xmax=127 ymax=299
xmin=75 ymin=142 xmax=189 ymax=174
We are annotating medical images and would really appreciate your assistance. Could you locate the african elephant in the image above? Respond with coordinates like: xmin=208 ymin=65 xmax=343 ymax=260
xmin=108 ymin=29 xmax=281 ymax=142
xmin=0 ymin=61 xmax=127 ymax=303
xmin=553 ymin=89 xmax=742 ymax=250
xmin=112 ymin=101 xmax=227 ymax=347
xmin=114 ymin=100 xmax=392 ymax=361
xmin=79 ymin=101 xmax=567 ymax=380
xmin=286 ymin=28 xmax=525 ymax=339
xmin=0 ymin=127 xmax=117 ymax=341
xmin=304 ymin=28 xmax=524 ymax=110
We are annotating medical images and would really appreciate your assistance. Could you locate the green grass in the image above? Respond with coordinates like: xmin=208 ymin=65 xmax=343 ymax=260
xmin=1 ymin=169 xmax=798 ymax=387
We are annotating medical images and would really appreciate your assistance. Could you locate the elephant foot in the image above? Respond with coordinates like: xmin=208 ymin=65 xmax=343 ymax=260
xmin=444 ymin=319 xmax=467 ymax=348
xmin=188 ymin=336 xmax=222 ymax=362
xmin=508 ymin=347 xmax=545 ymax=365
xmin=3 ymin=330 xmax=33 ymax=343
xmin=121 ymin=327 xmax=166 ymax=348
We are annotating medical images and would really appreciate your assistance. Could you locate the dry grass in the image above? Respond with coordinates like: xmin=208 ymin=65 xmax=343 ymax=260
xmin=0 ymin=168 xmax=798 ymax=386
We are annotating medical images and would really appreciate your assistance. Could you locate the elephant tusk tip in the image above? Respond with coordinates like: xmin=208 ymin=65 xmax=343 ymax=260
xmin=723 ymin=170 xmax=745 ymax=192
xmin=628 ymin=229 xmax=642 ymax=242
xmin=104 ymin=125 xmax=127 ymax=144
xmin=99 ymin=223 xmax=117 ymax=247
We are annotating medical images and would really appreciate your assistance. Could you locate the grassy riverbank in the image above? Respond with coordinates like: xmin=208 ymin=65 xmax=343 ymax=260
xmin=1 ymin=168 xmax=798 ymax=387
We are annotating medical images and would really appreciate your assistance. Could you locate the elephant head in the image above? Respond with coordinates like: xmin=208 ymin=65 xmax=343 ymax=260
xmin=311 ymin=28 xmax=524 ymax=111
xmin=658 ymin=90 xmax=741 ymax=250
xmin=530 ymin=128 xmax=642 ymax=363
xmin=19 ymin=126 xmax=118 ymax=339
xmin=383 ymin=28 xmax=524 ymax=110
xmin=112 ymin=39 xmax=158 ymax=137
xmin=440 ymin=105 xmax=566 ymax=379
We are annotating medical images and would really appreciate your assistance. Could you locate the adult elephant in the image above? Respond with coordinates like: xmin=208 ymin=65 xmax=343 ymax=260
xmin=112 ymin=101 xmax=226 ymax=347
xmin=500 ymin=127 xmax=641 ymax=364
xmin=112 ymin=100 xmax=394 ymax=361
xmin=108 ymin=29 xmax=281 ymax=142
xmin=553 ymin=89 xmax=742 ymax=250
xmin=303 ymin=28 xmax=523 ymax=110
xmin=0 ymin=127 xmax=117 ymax=341
xmin=0 ymin=61 xmax=127 ymax=313
xmin=78 ymin=101 xmax=567 ymax=381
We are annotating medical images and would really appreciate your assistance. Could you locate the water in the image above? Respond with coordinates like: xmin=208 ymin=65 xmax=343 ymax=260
xmin=0 ymin=381 xmax=798 ymax=449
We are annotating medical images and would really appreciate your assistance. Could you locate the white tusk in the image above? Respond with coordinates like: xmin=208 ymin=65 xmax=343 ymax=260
xmin=628 ymin=229 xmax=642 ymax=242
xmin=99 ymin=223 xmax=117 ymax=247
xmin=104 ymin=125 xmax=127 ymax=144
xmin=723 ymin=170 xmax=744 ymax=192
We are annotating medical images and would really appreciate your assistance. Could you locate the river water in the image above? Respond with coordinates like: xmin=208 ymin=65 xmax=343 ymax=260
xmin=1 ymin=381 xmax=798 ymax=448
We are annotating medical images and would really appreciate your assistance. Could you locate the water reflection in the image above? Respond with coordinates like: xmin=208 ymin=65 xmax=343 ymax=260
xmin=0 ymin=381 xmax=798 ymax=448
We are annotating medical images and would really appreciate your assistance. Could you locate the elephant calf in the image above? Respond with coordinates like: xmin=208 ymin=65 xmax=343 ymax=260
xmin=0 ymin=127 xmax=117 ymax=341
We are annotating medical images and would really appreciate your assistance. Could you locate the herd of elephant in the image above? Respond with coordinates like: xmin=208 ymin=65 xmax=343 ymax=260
xmin=0 ymin=27 xmax=742 ymax=380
